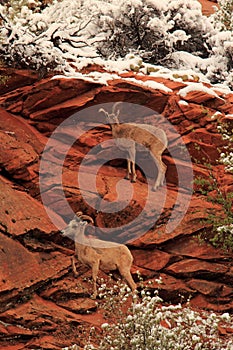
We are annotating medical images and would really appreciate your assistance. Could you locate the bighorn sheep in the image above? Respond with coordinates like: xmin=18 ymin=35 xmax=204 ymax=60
xmin=62 ymin=212 xmax=136 ymax=298
xmin=99 ymin=103 xmax=168 ymax=191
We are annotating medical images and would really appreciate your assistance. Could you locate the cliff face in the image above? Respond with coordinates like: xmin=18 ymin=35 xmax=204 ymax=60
xmin=0 ymin=67 xmax=232 ymax=349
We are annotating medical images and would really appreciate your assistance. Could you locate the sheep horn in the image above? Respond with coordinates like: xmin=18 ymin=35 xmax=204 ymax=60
xmin=76 ymin=212 xmax=94 ymax=224
xmin=99 ymin=108 xmax=109 ymax=117
xmin=112 ymin=102 xmax=122 ymax=116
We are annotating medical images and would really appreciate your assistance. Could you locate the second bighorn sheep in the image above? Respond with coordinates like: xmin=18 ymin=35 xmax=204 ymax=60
xmin=62 ymin=212 xmax=136 ymax=298
xmin=99 ymin=103 xmax=168 ymax=191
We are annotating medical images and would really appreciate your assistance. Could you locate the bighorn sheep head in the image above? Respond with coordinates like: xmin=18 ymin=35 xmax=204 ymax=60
xmin=61 ymin=211 xmax=94 ymax=236
xmin=75 ymin=211 xmax=94 ymax=224
xmin=99 ymin=102 xmax=122 ymax=124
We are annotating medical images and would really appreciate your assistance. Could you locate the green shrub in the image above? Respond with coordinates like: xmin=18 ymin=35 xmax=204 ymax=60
xmin=193 ymin=117 xmax=233 ymax=252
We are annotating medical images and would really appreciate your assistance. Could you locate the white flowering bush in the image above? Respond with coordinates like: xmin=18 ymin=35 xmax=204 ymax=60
xmin=220 ymin=151 xmax=233 ymax=173
xmin=63 ymin=281 xmax=233 ymax=350
xmin=218 ymin=120 xmax=233 ymax=174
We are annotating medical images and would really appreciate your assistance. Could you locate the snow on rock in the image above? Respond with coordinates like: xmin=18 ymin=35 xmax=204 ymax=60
xmin=178 ymin=100 xmax=189 ymax=106
xmin=0 ymin=0 xmax=233 ymax=89
xmin=52 ymin=71 xmax=121 ymax=85
xmin=121 ymin=77 xmax=173 ymax=93
xmin=178 ymin=82 xmax=220 ymax=99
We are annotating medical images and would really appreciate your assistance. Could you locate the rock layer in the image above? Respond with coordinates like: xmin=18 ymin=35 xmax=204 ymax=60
xmin=0 ymin=67 xmax=232 ymax=349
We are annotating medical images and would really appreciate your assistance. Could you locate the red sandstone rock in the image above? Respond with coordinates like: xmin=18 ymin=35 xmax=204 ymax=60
xmin=57 ymin=298 xmax=97 ymax=314
xmin=186 ymin=279 xmax=224 ymax=296
xmin=225 ymin=266 xmax=233 ymax=285
xmin=0 ymin=232 xmax=72 ymax=314
xmin=131 ymin=195 xmax=224 ymax=246
xmin=179 ymin=102 xmax=212 ymax=122
xmin=39 ymin=275 xmax=90 ymax=301
xmin=0 ymin=294 xmax=92 ymax=349
xmin=180 ymin=89 xmax=224 ymax=107
xmin=164 ymin=236 xmax=228 ymax=260
xmin=23 ymin=78 xmax=101 ymax=118
xmin=145 ymin=273 xmax=194 ymax=303
xmin=132 ymin=249 xmax=171 ymax=271
xmin=0 ymin=68 xmax=39 ymax=95
xmin=166 ymin=259 xmax=229 ymax=278
xmin=0 ymin=67 xmax=232 ymax=349
xmin=190 ymin=294 xmax=233 ymax=312
xmin=0 ymin=130 xmax=38 ymax=180
xmin=182 ymin=128 xmax=225 ymax=164
xmin=0 ymin=176 xmax=64 ymax=236
xmin=0 ymin=108 xmax=46 ymax=152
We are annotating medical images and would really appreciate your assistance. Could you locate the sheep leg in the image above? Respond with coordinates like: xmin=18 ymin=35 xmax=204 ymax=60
xmin=125 ymin=159 xmax=131 ymax=180
xmin=157 ymin=160 xmax=166 ymax=190
xmin=118 ymin=266 xmax=137 ymax=292
xmin=131 ymin=161 xmax=137 ymax=183
xmin=71 ymin=256 xmax=78 ymax=277
xmin=91 ymin=260 xmax=100 ymax=299
xmin=151 ymin=153 xmax=167 ymax=191
xmin=128 ymin=147 xmax=136 ymax=183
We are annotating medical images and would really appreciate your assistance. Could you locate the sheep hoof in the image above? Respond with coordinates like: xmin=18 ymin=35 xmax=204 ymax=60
xmin=131 ymin=179 xmax=136 ymax=183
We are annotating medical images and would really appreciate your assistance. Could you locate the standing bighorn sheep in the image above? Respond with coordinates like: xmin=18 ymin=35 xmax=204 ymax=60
xmin=62 ymin=212 xmax=136 ymax=298
xmin=99 ymin=103 xmax=168 ymax=191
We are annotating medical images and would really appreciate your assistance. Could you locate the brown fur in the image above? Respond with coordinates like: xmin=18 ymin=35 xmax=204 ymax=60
xmin=63 ymin=218 xmax=136 ymax=299
xmin=111 ymin=123 xmax=167 ymax=190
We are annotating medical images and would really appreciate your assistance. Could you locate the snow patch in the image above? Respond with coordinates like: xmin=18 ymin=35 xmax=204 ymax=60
xmin=122 ymin=78 xmax=172 ymax=93
xmin=52 ymin=71 xmax=121 ymax=85
xmin=178 ymin=83 xmax=221 ymax=99
xmin=178 ymin=100 xmax=189 ymax=106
